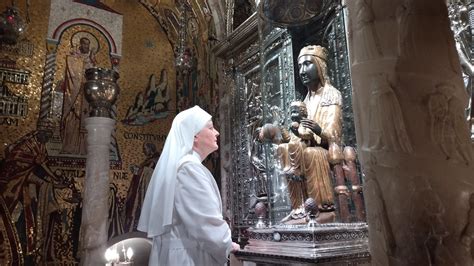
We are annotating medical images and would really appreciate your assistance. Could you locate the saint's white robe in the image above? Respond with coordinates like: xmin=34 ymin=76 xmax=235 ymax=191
xmin=148 ymin=153 xmax=232 ymax=265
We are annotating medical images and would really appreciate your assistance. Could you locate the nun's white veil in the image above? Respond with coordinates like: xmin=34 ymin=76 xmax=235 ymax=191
xmin=138 ymin=105 xmax=212 ymax=237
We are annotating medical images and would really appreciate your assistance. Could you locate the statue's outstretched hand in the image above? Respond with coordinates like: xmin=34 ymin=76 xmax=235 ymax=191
xmin=300 ymin=119 xmax=322 ymax=135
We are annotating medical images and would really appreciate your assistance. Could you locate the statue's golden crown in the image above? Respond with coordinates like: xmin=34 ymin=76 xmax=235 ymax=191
xmin=298 ymin=45 xmax=328 ymax=61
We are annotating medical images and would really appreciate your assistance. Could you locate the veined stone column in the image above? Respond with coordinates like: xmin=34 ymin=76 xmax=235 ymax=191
xmin=346 ymin=0 xmax=474 ymax=265
xmin=80 ymin=68 xmax=119 ymax=266
xmin=80 ymin=117 xmax=115 ymax=266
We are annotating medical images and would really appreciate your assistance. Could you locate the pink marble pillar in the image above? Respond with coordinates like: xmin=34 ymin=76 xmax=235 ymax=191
xmin=80 ymin=117 xmax=115 ymax=266
xmin=346 ymin=0 xmax=474 ymax=264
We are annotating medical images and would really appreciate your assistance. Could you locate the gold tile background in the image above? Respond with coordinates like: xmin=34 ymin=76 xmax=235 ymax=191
xmin=0 ymin=0 xmax=218 ymax=263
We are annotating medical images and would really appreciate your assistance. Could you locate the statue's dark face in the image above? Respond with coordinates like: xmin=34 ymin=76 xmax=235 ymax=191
xmin=298 ymin=55 xmax=319 ymax=87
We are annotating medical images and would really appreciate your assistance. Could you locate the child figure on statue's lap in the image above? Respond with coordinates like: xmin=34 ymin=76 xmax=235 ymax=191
xmin=290 ymin=101 xmax=313 ymax=142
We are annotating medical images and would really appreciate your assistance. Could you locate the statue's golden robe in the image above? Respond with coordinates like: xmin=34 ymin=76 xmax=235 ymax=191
xmin=278 ymin=84 xmax=342 ymax=211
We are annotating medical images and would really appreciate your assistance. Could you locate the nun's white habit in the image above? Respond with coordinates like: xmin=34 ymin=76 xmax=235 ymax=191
xmin=138 ymin=106 xmax=232 ymax=266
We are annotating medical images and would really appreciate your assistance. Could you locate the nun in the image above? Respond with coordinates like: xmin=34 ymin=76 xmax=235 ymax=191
xmin=138 ymin=105 xmax=240 ymax=265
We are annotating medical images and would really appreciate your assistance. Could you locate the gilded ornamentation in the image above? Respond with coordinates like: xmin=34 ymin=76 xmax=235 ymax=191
xmin=0 ymin=73 xmax=28 ymax=118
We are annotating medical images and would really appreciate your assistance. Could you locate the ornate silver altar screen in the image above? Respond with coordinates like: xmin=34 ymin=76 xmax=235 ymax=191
xmin=217 ymin=0 xmax=474 ymax=263
xmin=228 ymin=16 xmax=295 ymax=228
xmin=224 ymin=19 xmax=297 ymax=230
xmin=230 ymin=1 xmax=371 ymax=263
xmin=221 ymin=1 xmax=364 ymax=229
xmin=447 ymin=0 xmax=474 ymax=139
xmin=259 ymin=23 xmax=296 ymax=224
xmin=216 ymin=1 xmax=372 ymax=262
xmin=256 ymin=1 xmax=359 ymax=226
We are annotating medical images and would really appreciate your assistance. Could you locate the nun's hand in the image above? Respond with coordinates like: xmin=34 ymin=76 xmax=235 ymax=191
xmin=231 ymin=242 xmax=240 ymax=253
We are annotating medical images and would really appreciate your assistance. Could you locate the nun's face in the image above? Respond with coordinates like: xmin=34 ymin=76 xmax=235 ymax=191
xmin=194 ymin=120 xmax=219 ymax=154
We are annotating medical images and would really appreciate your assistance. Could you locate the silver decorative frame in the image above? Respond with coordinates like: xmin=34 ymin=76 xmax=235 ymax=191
xmin=214 ymin=14 xmax=261 ymax=236
xmin=237 ymin=223 xmax=370 ymax=265
xmin=215 ymin=13 xmax=297 ymax=234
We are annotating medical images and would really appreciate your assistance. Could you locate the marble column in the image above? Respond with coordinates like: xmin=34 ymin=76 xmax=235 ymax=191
xmin=80 ymin=117 xmax=115 ymax=266
xmin=346 ymin=0 xmax=474 ymax=265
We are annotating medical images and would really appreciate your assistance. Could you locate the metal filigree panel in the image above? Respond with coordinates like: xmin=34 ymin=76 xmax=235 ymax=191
xmin=260 ymin=27 xmax=296 ymax=225
xmin=234 ymin=71 xmax=259 ymax=227
xmin=218 ymin=21 xmax=297 ymax=232
xmin=215 ymin=13 xmax=266 ymax=240
xmin=447 ymin=0 xmax=474 ymax=140
xmin=215 ymin=13 xmax=295 ymax=237
xmin=327 ymin=7 xmax=356 ymax=147
xmin=229 ymin=38 xmax=263 ymax=231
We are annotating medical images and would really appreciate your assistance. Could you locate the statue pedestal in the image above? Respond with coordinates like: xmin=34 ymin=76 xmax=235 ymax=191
xmin=236 ymin=223 xmax=370 ymax=265
xmin=80 ymin=117 xmax=115 ymax=266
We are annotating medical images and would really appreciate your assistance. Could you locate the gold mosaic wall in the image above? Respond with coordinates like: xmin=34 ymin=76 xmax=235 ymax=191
xmin=0 ymin=0 xmax=218 ymax=264
xmin=0 ymin=0 xmax=50 ymax=152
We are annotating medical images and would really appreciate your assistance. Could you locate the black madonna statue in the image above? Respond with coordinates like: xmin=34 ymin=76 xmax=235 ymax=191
xmin=277 ymin=45 xmax=343 ymax=224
